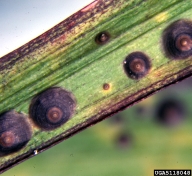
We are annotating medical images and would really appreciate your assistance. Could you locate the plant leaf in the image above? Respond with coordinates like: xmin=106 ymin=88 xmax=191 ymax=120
xmin=0 ymin=0 xmax=192 ymax=173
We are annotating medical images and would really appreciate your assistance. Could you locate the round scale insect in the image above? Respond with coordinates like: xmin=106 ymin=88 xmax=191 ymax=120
xmin=123 ymin=51 xmax=151 ymax=79
xmin=95 ymin=31 xmax=110 ymax=45
xmin=0 ymin=111 xmax=32 ymax=156
xmin=29 ymin=87 xmax=76 ymax=130
xmin=162 ymin=19 xmax=192 ymax=59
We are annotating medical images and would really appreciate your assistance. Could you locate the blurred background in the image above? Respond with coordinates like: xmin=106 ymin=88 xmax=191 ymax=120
xmin=0 ymin=0 xmax=93 ymax=57
xmin=1 ymin=1 xmax=192 ymax=176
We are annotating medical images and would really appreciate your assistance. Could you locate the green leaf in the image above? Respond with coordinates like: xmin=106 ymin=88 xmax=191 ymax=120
xmin=0 ymin=0 xmax=192 ymax=173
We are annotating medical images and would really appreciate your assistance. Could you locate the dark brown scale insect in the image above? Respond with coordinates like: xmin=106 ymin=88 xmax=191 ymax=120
xmin=0 ymin=111 xmax=32 ymax=156
xmin=29 ymin=87 xmax=76 ymax=130
xmin=162 ymin=19 xmax=192 ymax=59
xmin=95 ymin=31 xmax=110 ymax=45
xmin=123 ymin=51 xmax=151 ymax=79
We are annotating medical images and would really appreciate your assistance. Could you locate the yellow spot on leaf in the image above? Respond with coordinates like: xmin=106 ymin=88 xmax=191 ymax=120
xmin=154 ymin=12 xmax=168 ymax=22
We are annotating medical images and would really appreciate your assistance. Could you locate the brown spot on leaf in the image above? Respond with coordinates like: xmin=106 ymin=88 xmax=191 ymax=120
xmin=103 ymin=83 xmax=110 ymax=90
xmin=0 ymin=111 xmax=32 ymax=156
xmin=162 ymin=19 xmax=192 ymax=59
xmin=95 ymin=31 xmax=110 ymax=45
xmin=123 ymin=51 xmax=151 ymax=79
xmin=29 ymin=87 xmax=76 ymax=130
